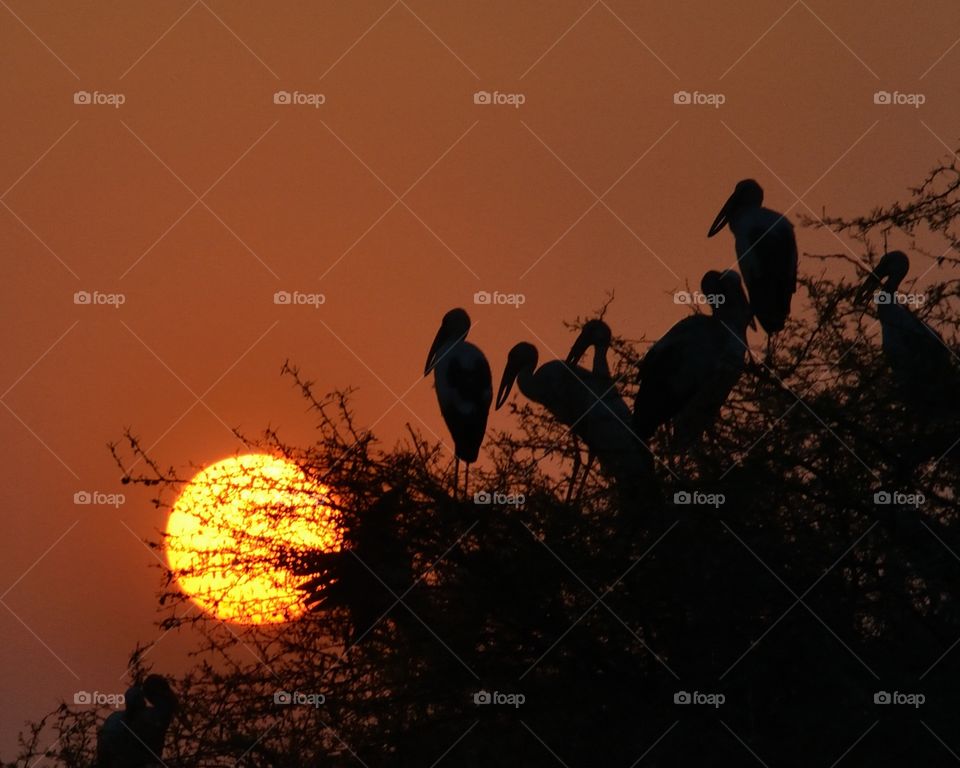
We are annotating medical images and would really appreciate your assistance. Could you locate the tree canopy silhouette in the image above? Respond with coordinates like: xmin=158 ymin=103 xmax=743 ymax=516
xmin=8 ymin=150 xmax=960 ymax=768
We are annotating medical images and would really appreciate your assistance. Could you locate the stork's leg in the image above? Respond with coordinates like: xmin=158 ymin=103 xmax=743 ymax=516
xmin=764 ymin=334 xmax=774 ymax=365
xmin=464 ymin=462 xmax=470 ymax=501
xmin=453 ymin=457 xmax=460 ymax=499
xmin=566 ymin=437 xmax=582 ymax=503
xmin=574 ymin=451 xmax=594 ymax=501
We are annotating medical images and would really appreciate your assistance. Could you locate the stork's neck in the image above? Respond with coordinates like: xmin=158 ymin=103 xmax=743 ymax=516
xmin=592 ymin=345 xmax=612 ymax=381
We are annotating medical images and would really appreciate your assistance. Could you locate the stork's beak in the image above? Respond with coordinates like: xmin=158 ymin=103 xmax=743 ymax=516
xmin=707 ymin=195 xmax=733 ymax=237
xmin=748 ymin=314 xmax=757 ymax=331
xmin=424 ymin=326 xmax=445 ymax=375
xmin=566 ymin=329 xmax=590 ymax=367
xmin=495 ymin=360 xmax=518 ymax=410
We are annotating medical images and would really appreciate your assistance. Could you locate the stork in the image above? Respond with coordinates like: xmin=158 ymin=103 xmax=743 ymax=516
xmin=139 ymin=675 xmax=180 ymax=763
xmin=634 ymin=270 xmax=754 ymax=448
xmin=708 ymin=179 xmax=797 ymax=358
xmin=424 ymin=308 xmax=493 ymax=498
xmin=497 ymin=341 xmax=651 ymax=502
xmin=96 ymin=686 xmax=149 ymax=768
xmin=857 ymin=251 xmax=956 ymax=407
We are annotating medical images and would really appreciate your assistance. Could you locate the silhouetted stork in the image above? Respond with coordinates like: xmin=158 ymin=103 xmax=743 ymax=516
xmin=708 ymin=179 xmax=797 ymax=358
xmin=857 ymin=251 xmax=956 ymax=406
xmin=567 ymin=319 xmax=615 ymax=381
xmin=424 ymin=309 xmax=493 ymax=497
xmin=634 ymin=270 xmax=754 ymax=448
xmin=96 ymin=686 xmax=148 ymax=768
xmin=139 ymin=675 xmax=180 ymax=763
xmin=497 ymin=341 xmax=651 ymax=501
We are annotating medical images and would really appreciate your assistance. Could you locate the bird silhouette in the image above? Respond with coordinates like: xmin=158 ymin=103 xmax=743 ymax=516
xmin=497 ymin=340 xmax=653 ymax=502
xmin=634 ymin=270 xmax=754 ymax=448
xmin=424 ymin=308 xmax=493 ymax=498
xmin=96 ymin=686 xmax=150 ymax=768
xmin=708 ymin=179 xmax=797 ymax=358
xmin=857 ymin=250 xmax=957 ymax=408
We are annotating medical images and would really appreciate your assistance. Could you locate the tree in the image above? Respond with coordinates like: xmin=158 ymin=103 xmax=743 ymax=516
xmin=8 ymin=151 xmax=960 ymax=767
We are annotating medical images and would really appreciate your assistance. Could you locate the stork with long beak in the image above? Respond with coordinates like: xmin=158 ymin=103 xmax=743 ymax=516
xmin=497 ymin=341 xmax=652 ymax=502
xmin=708 ymin=179 xmax=797 ymax=360
xmin=634 ymin=270 xmax=754 ymax=449
xmin=424 ymin=308 xmax=493 ymax=498
xmin=856 ymin=250 xmax=955 ymax=407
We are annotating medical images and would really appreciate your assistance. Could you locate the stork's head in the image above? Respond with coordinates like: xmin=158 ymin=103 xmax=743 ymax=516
xmin=708 ymin=179 xmax=764 ymax=237
xmin=424 ymin=308 xmax=471 ymax=375
xmin=143 ymin=674 xmax=179 ymax=713
xmin=496 ymin=342 xmax=538 ymax=410
xmin=566 ymin=319 xmax=612 ymax=367
xmin=856 ymin=251 xmax=910 ymax=304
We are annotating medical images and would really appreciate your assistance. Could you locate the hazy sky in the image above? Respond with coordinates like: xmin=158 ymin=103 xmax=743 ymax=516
xmin=2 ymin=0 xmax=959 ymax=755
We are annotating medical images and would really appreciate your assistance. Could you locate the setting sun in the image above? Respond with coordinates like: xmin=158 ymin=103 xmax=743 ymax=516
xmin=165 ymin=454 xmax=342 ymax=624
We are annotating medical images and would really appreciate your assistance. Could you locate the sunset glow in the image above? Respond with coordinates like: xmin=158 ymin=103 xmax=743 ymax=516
xmin=166 ymin=454 xmax=342 ymax=624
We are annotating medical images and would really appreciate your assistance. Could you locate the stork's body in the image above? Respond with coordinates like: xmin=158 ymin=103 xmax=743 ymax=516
xmin=634 ymin=271 xmax=753 ymax=448
xmin=96 ymin=687 xmax=149 ymax=768
xmin=425 ymin=309 xmax=492 ymax=496
xmin=859 ymin=251 xmax=955 ymax=406
xmin=497 ymin=342 xmax=650 ymax=499
xmin=708 ymin=179 xmax=797 ymax=353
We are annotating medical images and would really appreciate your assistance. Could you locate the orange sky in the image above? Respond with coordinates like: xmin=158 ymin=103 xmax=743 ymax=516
xmin=2 ymin=0 xmax=959 ymax=754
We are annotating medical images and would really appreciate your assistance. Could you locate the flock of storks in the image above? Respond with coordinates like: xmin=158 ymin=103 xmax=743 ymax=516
xmin=96 ymin=675 xmax=181 ymax=767
xmin=425 ymin=179 xmax=954 ymax=497
xmin=91 ymin=180 xmax=951 ymax=768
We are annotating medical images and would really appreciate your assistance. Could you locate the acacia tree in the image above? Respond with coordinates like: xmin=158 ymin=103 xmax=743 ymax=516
xmin=7 ymin=151 xmax=960 ymax=767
